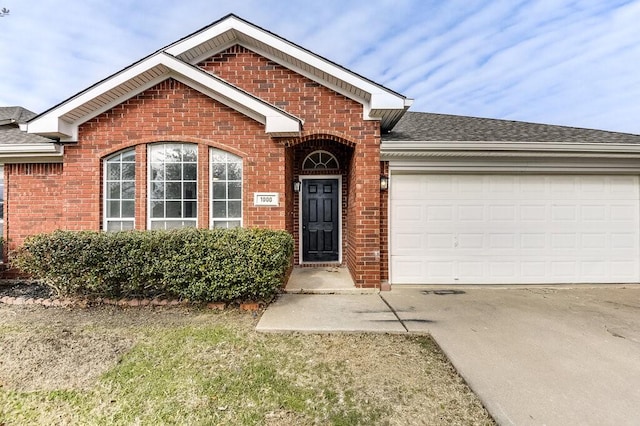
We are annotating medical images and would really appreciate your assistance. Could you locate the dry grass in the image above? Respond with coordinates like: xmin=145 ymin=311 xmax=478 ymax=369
xmin=0 ymin=304 xmax=494 ymax=425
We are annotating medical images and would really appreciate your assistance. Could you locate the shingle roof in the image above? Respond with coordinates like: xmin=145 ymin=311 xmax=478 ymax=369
xmin=0 ymin=107 xmax=55 ymax=145
xmin=0 ymin=106 xmax=37 ymax=124
xmin=383 ymin=111 xmax=640 ymax=144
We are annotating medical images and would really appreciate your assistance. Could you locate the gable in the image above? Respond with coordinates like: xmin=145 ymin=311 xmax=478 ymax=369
xmin=165 ymin=14 xmax=411 ymax=128
xmin=24 ymin=14 xmax=409 ymax=143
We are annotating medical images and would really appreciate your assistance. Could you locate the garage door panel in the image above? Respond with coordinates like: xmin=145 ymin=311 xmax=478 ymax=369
xmin=390 ymin=174 xmax=640 ymax=284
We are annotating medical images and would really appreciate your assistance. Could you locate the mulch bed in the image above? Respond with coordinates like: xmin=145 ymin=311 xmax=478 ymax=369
xmin=0 ymin=280 xmax=54 ymax=300
xmin=0 ymin=280 xmax=259 ymax=311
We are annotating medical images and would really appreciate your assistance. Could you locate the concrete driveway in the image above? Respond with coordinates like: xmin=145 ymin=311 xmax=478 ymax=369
xmin=383 ymin=286 xmax=640 ymax=426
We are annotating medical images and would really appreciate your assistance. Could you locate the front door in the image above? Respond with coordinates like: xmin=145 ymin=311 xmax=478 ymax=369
xmin=302 ymin=179 xmax=339 ymax=262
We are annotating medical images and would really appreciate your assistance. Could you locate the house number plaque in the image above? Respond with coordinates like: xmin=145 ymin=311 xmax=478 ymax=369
xmin=253 ymin=192 xmax=279 ymax=206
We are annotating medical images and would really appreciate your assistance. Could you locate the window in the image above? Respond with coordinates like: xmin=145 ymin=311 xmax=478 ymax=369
xmin=302 ymin=150 xmax=339 ymax=170
xmin=149 ymin=143 xmax=197 ymax=229
xmin=210 ymin=148 xmax=242 ymax=228
xmin=104 ymin=150 xmax=135 ymax=231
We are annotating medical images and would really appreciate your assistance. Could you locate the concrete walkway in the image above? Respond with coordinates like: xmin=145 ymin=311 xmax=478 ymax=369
xmin=257 ymin=285 xmax=640 ymax=426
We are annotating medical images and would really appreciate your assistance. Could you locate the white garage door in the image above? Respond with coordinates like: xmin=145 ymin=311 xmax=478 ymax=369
xmin=390 ymin=174 xmax=640 ymax=284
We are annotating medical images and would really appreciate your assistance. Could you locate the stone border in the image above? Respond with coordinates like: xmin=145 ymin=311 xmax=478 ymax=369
xmin=0 ymin=295 xmax=262 ymax=311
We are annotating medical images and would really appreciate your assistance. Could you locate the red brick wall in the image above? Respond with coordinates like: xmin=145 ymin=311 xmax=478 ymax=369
xmin=5 ymin=164 xmax=64 ymax=250
xmin=6 ymin=45 xmax=385 ymax=288
xmin=78 ymin=78 xmax=287 ymax=232
xmin=201 ymin=46 xmax=383 ymax=287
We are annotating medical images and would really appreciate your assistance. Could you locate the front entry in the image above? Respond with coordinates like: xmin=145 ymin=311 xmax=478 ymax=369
xmin=302 ymin=178 xmax=339 ymax=262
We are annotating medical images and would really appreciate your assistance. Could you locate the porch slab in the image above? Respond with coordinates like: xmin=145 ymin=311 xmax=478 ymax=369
xmin=256 ymin=294 xmax=405 ymax=333
xmin=285 ymin=266 xmax=377 ymax=294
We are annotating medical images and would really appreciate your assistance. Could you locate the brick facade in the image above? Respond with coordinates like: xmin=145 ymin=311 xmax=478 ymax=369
xmin=4 ymin=44 xmax=388 ymax=288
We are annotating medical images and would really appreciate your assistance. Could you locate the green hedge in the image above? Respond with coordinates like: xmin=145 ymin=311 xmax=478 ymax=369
xmin=13 ymin=228 xmax=293 ymax=303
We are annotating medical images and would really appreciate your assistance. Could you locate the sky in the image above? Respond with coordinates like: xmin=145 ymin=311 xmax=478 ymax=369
xmin=1 ymin=0 xmax=640 ymax=134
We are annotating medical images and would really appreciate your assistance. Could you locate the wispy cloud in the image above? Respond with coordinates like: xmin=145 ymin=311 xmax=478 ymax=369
xmin=1 ymin=0 xmax=639 ymax=133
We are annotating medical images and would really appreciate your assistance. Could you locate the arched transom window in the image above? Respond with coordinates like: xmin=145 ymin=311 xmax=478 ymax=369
xmin=302 ymin=150 xmax=339 ymax=170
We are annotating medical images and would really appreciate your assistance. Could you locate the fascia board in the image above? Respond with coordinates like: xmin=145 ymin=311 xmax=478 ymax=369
xmin=166 ymin=17 xmax=407 ymax=114
xmin=26 ymin=52 xmax=300 ymax=139
xmin=26 ymin=54 xmax=172 ymax=138
xmin=0 ymin=144 xmax=63 ymax=163
xmin=381 ymin=140 xmax=640 ymax=156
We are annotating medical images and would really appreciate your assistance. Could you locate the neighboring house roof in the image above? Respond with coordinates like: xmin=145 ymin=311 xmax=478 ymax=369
xmin=0 ymin=106 xmax=38 ymax=125
xmin=383 ymin=111 xmax=640 ymax=143
xmin=0 ymin=107 xmax=62 ymax=162
xmin=25 ymin=13 xmax=410 ymax=141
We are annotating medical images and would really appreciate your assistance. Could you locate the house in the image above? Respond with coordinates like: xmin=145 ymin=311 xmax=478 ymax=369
xmin=3 ymin=14 xmax=640 ymax=288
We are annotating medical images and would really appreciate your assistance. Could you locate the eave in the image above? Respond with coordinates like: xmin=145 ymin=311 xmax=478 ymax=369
xmin=0 ymin=143 xmax=63 ymax=163
xmin=380 ymin=140 xmax=640 ymax=161
xmin=164 ymin=14 xmax=411 ymax=130
xmin=25 ymin=52 xmax=302 ymax=141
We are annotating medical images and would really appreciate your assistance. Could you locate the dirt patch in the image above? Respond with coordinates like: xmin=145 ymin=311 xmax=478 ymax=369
xmin=0 ymin=304 xmax=225 ymax=392
xmin=0 ymin=330 xmax=132 ymax=391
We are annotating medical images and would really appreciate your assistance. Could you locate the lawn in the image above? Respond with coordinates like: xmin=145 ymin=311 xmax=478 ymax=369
xmin=0 ymin=304 xmax=494 ymax=425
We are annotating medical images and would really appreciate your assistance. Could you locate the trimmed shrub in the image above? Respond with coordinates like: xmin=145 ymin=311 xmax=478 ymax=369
xmin=13 ymin=228 xmax=293 ymax=303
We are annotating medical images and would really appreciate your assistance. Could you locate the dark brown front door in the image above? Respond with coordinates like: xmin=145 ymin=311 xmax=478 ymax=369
xmin=302 ymin=179 xmax=339 ymax=262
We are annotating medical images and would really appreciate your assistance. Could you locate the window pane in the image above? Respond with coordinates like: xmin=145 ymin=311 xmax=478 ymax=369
xmin=212 ymin=182 xmax=226 ymax=199
xmin=107 ymin=163 xmax=120 ymax=180
xmin=149 ymin=144 xmax=164 ymax=162
xmin=227 ymin=220 xmax=241 ymax=228
xmin=211 ymin=151 xmax=226 ymax=163
xmin=108 ymin=182 xmax=120 ymax=199
xmin=108 ymin=201 xmax=120 ymax=218
xmin=122 ymin=163 xmax=135 ymax=180
xmin=122 ymin=201 xmax=135 ymax=218
xmin=182 ymin=145 xmax=197 ymax=162
xmin=228 ymin=182 xmax=241 ymax=200
xmin=166 ymin=182 xmax=181 ymax=199
xmin=184 ymin=164 xmax=197 ymax=180
xmin=165 ymin=145 xmax=181 ymax=162
xmin=212 ymin=201 xmax=226 ymax=218
xmin=150 ymin=163 xmax=164 ymax=181
xmin=107 ymin=221 xmax=122 ymax=232
xmin=184 ymin=201 xmax=197 ymax=218
xmin=166 ymin=163 xmax=181 ymax=180
xmin=211 ymin=163 xmax=226 ymax=180
xmin=183 ymin=182 xmax=197 ymax=199
xmin=151 ymin=182 xmax=164 ymax=200
xmin=122 ymin=182 xmax=135 ymax=199
xmin=228 ymin=163 xmax=241 ymax=180
xmin=228 ymin=201 xmax=241 ymax=218
xmin=122 ymin=221 xmax=134 ymax=230
xmin=166 ymin=201 xmax=182 ymax=218
xmin=151 ymin=201 xmax=164 ymax=218
xmin=151 ymin=221 xmax=164 ymax=230
xmin=121 ymin=150 xmax=135 ymax=162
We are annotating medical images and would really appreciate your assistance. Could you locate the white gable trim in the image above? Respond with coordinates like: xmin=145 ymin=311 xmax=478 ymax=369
xmin=165 ymin=15 xmax=411 ymax=128
xmin=26 ymin=53 xmax=301 ymax=141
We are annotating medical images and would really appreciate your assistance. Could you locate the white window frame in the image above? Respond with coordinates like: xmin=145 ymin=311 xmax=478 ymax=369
xmin=302 ymin=150 xmax=339 ymax=170
xmin=148 ymin=143 xmax=198 ymax=230
xmin=103 ymin=149 xmax=135 ymax=231
xmin=210 ymin=148 xmax=243 ymax=229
